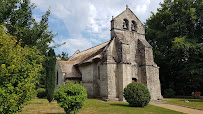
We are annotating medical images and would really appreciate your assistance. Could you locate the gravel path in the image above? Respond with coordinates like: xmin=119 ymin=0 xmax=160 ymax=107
xmin=151 ymin=102 xmax=203 ymax=114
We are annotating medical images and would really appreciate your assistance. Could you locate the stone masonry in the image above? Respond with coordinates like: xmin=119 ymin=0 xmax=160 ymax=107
xmin=55 ymin=6 xmax=163 ymax=101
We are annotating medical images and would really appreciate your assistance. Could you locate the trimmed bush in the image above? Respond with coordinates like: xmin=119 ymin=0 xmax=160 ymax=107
xmin=54 ymin=82 xmax=87 ymax=114
xmin=37 ymin=88 xmax=46 ymax=98
xmin=123 ymin=82 xmax=151 ymax=107
xmin=163 ymin=88 xmax=175 ymax=98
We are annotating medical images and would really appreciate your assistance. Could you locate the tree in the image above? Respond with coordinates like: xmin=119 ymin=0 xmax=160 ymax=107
xmin=0 ymin=0 xmax=55 ymax=54
xmin=0 ymin=26 xmax=43 ymax=113
xmin=0 ymin=0 xmax=57 ymax=89
xmin=146 ymin=0 xmax=203 ymax=95
xmin=57 ymin=52 xmax=69 ymax=61
xmin=45 ymin=48 xmax=56 ymax=102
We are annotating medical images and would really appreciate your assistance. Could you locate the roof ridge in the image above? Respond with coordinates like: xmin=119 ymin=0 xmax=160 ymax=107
xmin=113 ymin=8 xmax=127 ymax=20
xmin=127 ymin=8 xmax=144 ymax=27
xmin=75 ymin=40 xmax=110 ymax=55
xmin=68 ymin=50 xmax=80 ymax=62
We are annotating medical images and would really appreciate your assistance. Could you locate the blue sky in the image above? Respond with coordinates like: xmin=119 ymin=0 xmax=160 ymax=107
xmin=31 ymin=0 xmax=164 ymax=55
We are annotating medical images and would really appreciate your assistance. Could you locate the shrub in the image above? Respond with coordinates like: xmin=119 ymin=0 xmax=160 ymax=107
xmin=37 ymin=88 xmax=46 ymax=98
xmin=163 ymin=88 xmax=175 ymax=98
xmin=54 ymin=82 xmax=87 ymax=114
xmin=123 ymin=82 xmax=151 ymax=107
xmin=0 ymin=26 xmax=43 ymax=113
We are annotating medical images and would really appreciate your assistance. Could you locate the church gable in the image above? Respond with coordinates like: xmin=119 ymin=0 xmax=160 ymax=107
xmin=111 ymin=7 xmax=145 ymax=35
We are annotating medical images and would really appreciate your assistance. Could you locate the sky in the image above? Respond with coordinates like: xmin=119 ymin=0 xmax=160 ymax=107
xmin=31 ymin=0 xmax=164 ymax=55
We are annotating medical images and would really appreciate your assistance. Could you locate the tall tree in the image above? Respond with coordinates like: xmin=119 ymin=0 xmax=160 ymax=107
xmin=0 ymin=0 xmax=55 ymax=54
xmin=0 ymin=26 xmax=43 ymax=113
xmin=46 ymin=48 xmax=56 ymax=102
xmin=0 ymin=0 xmax=56 ymax=89
xmin=146 ymin=0 xmax=203 ymax=95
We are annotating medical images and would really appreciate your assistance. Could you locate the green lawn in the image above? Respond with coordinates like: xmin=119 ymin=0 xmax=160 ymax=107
xmin=164 ymin=98 xmax=203 ymax=110
xmin=18 ymin=99 xmax=64 ymax=114
xmin=18 ymin=98 xmax=182 ymax=114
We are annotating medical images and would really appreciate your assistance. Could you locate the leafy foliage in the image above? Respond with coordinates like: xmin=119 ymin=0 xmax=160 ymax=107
xmin=0 ymin=26 xmax=43 ymax=113
xmin=163 ymin=88 xmax=176 ymax=98
xmin=57 ymin=52 xmax=69 ymax=61
xmin=123 ymin=83 xmax=151 ymax=107
xmin=146 ymin=0 xmax=203 ymax=95
xmin=54 ymin=82 xmax=87 ymax=114
xmin=0 ymin=0 xmax=57 ymax=89
xmin=46 ymin=48 xmax=56 ymax=102
xmin=36 ymin=88 xmax=47 ymax=98
xmin=0 ymin=0 xmax=55 ymax=54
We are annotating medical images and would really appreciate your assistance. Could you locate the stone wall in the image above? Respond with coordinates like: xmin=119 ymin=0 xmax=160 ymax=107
xmin=108 ymin=7 xmax=163 ymax=101
xmin=78 ymin=64 xmax=94 ymax=97
xmin=97 ymin=63 xmax=108 ymax=98
xmin=137 ymin=39 xmax=163 ymax=100
xmin=55 ymin=61 xmax=65 ymax=88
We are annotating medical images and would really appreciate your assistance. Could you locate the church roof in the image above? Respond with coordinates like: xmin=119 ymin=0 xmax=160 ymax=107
xmin=57 ymin=61 xmax=74 ymax=72
xmin=57 ymin=60 xmax=82 ymax=78
xmin=56 ymin=40 xmax=110 ymax=79
xmin=67 ymin=40 xmax=110 ymax=65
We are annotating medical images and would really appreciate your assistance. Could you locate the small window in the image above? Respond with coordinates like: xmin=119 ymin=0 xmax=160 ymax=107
xmin=56 ymin=71 xmax=59 ymax=85
xmin=123 ymin=19 xmax=129 ymax=30
xmin=131 ymin=21 xmax=137 ymax=31
xmin=98 ymin=66 xmax=100 ymax=79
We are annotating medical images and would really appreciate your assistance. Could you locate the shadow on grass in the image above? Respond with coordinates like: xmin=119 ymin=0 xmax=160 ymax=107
xmin=43 ymin=113 xmax=65 ymax=114
xmin=109 ymin=103 xmax=130 ymax=107
xmin=109 ymin=103 xmax=146 ymax=109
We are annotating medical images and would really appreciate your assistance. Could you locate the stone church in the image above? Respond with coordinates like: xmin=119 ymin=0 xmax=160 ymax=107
xmin=56 ymin=6 xmax=163 ymax=101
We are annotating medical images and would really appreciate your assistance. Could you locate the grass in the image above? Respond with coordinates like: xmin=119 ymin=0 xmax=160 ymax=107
xmin=164 ymin=98 xmax=203 ymax=109
xmin=18 ymin=98 xmax=182 ymax=114
xmin=77 ymin=99 xmax=182 ymax=114
xmin=18 ymin=99 xmax=64 ymax=114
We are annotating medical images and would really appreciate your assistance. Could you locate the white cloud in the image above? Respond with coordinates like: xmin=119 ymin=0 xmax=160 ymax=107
xmin=31 ymin=0 xmax=164 ymax=55
xmin=54 ymin=35 xmax=93 ymax=55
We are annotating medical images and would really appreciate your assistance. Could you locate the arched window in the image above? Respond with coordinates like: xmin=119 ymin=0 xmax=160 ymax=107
xmin=123 ymin=19 xmax=129 ymax=30
xmin=131 ymin=21 xmax=137 ymax=32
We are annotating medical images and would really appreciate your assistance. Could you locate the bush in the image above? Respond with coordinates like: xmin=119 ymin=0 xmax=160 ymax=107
xmin=0 ymin=26 xmax=43 ymax=113
xmin=37 ymin=88 xmax=46 ymax=98
xmin=163 ymin=88 xmax=175 ymax=98
xmin=54 ymin=82 xmax=87 ymax=114
xmin=123 ymin=82 xmax=151 ymax=107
